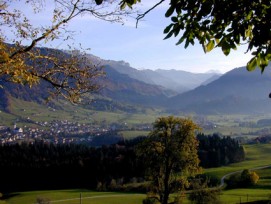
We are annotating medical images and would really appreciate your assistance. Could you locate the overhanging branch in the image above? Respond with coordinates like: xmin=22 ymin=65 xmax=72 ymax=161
xmin=136 ymin=0 xmax=165 ymax=28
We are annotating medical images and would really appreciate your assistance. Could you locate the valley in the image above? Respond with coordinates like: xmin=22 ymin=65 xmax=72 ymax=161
xmin=1 ymin=0 xmax=271 ymax=203
xmin=1 ymin=143 xmax=270 ymax=204
xmin=1 ymin=49 xmax=271 ymax=204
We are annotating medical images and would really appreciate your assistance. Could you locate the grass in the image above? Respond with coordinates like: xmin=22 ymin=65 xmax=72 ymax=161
xmin=2 ymin=144 xmax=270 ymax=204
xmin=220 ymin=188 xmax=271 ymax=203
xmin=3 ymin=190 xmax=146 ymax=204
xmin=0 ymin=111 xmax=17 ymax=126
xmin=202 ymin=144 xmax=271 ymax=203
xmin=204 ymin=143 xmax=271 ymax=179
xmin=1 ymin=97 xmax=163 ymax=129
xmin=220 ymin=167 xmax=271 ymax=203
xmin=1 ymin=144 xmax=271 ymax=204
xmin=204 ymin=114 xmax=271 ymax=135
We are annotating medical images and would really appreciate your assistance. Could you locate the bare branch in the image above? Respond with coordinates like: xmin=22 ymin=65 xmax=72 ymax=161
xmin=9 ymin=1 xmax=80 ymax=59
xmin=136 ymin=0 xmax=165 ymax=28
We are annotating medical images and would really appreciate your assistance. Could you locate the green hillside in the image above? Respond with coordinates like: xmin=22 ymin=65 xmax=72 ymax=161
xmin=0 ymin=96 xmax=162 ymax=128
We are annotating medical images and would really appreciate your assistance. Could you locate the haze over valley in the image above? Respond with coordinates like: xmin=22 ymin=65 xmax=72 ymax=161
xmin=1 ymin=48 xmax=271 ymax=146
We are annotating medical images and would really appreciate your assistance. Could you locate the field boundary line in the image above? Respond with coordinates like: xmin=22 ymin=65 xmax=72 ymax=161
xmin=34 ymin=193 xmax=144 ymax=204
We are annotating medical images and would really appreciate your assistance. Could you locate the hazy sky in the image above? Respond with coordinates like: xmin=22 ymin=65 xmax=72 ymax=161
xmin=10 ymin=0 xmax=253 ymax=74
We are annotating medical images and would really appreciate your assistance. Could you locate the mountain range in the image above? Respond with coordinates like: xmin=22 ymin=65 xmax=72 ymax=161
xmin=169 ymin=66 xmax=271 ymax=114
xmin=1 ymin=46 xmax=271 ymax=115
xmin=89 ymin=54 xmax=221 ymax=95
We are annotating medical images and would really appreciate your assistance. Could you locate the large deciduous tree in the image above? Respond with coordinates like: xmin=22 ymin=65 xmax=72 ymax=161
xmin=0 ymin=0 xmax=131 ymax=102
xmin=137 ymin=116 xmax=201 ymax=204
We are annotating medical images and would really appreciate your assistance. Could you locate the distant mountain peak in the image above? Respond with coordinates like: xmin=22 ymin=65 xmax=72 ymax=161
xmin=205 ymin=69 xmax=222 ymax=74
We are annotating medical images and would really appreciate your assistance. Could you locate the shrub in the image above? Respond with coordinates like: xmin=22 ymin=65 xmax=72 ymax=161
xmin=142 ymin=197 xmax=159 ymax=204
xmin=226 ymin=169 xmax=260 ymax=188
xmin=241 ymin=169 xmax=260 ymax=186
xmin=188 ymin=179 xmax=222 ymax=204
xmin=36 ymin=197 xmax=51 ymax=204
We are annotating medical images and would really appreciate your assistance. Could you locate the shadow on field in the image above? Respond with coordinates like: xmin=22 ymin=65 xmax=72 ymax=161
xmin=2 ymin=193 xmax=20 ymax=200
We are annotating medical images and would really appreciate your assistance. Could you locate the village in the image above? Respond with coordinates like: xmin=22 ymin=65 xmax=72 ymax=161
xmin=0 ymin=120 xmax=113 ymax=145
xmin=0 ymin=113 xmax=220 ymax=146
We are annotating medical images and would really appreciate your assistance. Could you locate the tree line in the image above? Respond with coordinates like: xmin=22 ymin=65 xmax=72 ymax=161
xmin=197 ymin=133 xmax=246 ymax=168
xmin=0 ymin=133 xmax=245 ymax=193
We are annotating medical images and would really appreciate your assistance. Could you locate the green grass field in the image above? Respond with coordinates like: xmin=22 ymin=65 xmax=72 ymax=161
xmin=204 ymin=143 xmax=271 ymax=179
xmin=204 ymin=114 xmax=271 ymax=136
xmin=1 ymin=97 xmax=164 ymax=129
xmin=2 ymin=190 xmax=146 ymax=204
xmin=220 ymin=165 xmax=271 ymax=203
xmin=2 ymin=143 xmax=270 ymax=204
xmin=119 ymin=130 xmax=150 ymax=139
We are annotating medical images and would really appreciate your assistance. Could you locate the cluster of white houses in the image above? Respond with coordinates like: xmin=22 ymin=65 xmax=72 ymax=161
xmin=0 ymin=121 xmax=110 ymax=145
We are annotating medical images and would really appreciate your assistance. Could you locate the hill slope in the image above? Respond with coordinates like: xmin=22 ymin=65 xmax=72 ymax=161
xmin=99 ymin=66 xmax=169 ymax=107
xmin=100 ymin=57 xmax=220 ymax=94
xmin=2 ymin=46 xmax=271 ymax=116
xmin=168 ymin=66 xmax=271 ymax=114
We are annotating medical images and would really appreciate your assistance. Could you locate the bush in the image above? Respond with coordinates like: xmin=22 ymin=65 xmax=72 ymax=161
xmin=36 ymin=197 xmax=51 ymax=204
xmin=188 ymin=179 xmax=222 ymax=204
xmin=249 ymin=171 xmax=260 ymax=185
xmin=142 ymin=197 xmax=159 ymax=204
xmin=226 ymin=169 xmax=260 ymax=188
xmin=226 ymin=173 xmax=241 ymax=188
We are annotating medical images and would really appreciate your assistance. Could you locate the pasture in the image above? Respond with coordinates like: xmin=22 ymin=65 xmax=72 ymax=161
xmin=2 ymin=191 xmax=146 ymax=204
xmin=2 ymin=143 xmax=270 ymax=204
xmin=204 ymin=143 xmax=271 ymax=179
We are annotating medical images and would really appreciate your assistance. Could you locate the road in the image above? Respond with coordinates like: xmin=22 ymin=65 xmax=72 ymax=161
xmin=219 ymin=165 xmax=271 ymax=188
xmin=35 ymin=165 xmax=271 ymax=203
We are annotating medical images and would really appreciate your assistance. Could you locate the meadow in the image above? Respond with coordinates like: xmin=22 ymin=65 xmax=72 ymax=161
xmin=2 ymin=98 xmax=271 ymax=204
xmin=1 ymin=97 xmax=162 ymax=128
xmin=1 ymin=143 xmax=270 ymax=204
xmin=1 ymin=191 xmax=146 ymax=204
xmin=204 ymin=143 xmax=271 ymax=179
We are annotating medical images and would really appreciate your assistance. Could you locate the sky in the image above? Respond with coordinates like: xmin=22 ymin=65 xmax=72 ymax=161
xmin=8 ymin=0 xmax=253 ymax=74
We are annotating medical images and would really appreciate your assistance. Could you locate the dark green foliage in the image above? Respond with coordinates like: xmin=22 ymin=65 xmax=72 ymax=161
xmin=0 ymin=132 xmax=246 ymax=193
xmin=241 ymin=169 xmax=260 ymax=186
xmin=253 ymin=135 xmax=271 ymax=144
xmin=0 ymin=139 xmax=145 ymax=192
xmin=162 ymin=0 xmax=271 ymax=72
xmin=142 ymin=197 xmax=159 ymax=204
xmin=226 ymin=173 xmax=241 ymax=189
xmin=137 ymin=116 xmax=201 ymax=204
xmin=36 ymin=197 xmax=51 ymax=204
xmin=226 ymin=169 xmax=260 ymax=188
xmin=188 ymin=178 xmax=221 ymax=204
xmin=197 ymin=133 xmax=246 ymax=168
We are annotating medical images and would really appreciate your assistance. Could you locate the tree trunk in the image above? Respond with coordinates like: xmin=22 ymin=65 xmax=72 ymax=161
xmin=161 ymin=160 xmax=171 ymax=204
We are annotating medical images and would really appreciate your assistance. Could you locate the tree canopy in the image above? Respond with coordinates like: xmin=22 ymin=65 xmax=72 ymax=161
xmin=137 ymin=116 xmax=201 ymax=204
xmin=2 ymin=0 xmax=270 ymax=101
xmin=0 ymin=0 xmax=131 ymax=102
xmin=125 ymin=0 xmax=271 ymax=72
